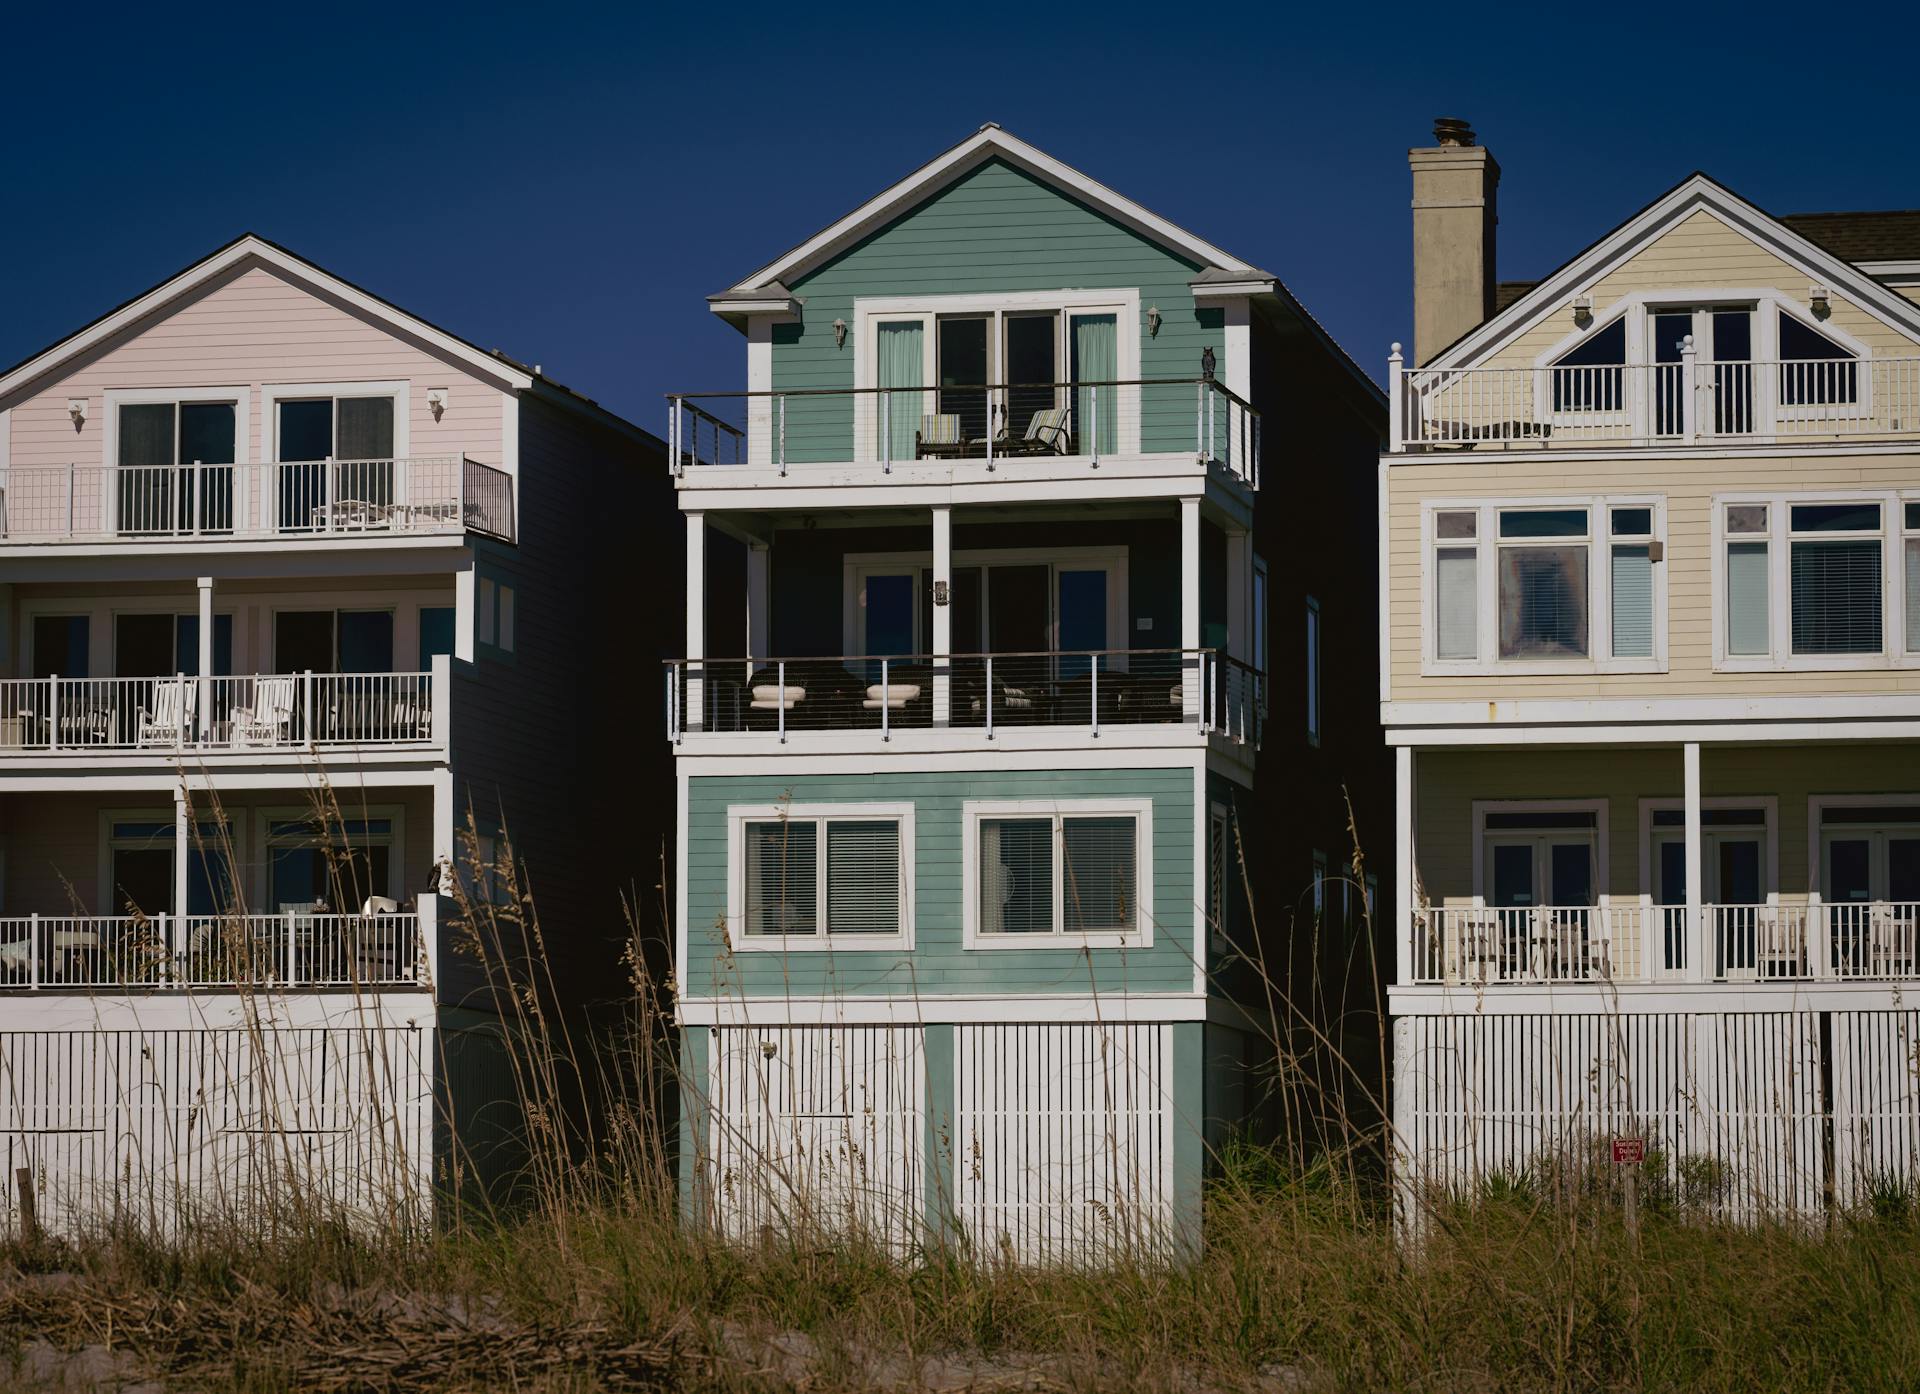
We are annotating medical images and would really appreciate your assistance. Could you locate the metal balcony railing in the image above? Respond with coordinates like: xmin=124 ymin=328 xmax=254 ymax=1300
xmin=665 ymin=649 xmax=1262 ymax=745
xmin=665 ymin=377 xmax=1260 ymax=487
xmin=0 ymin=910 xmax=422 ymax=989
xmin=0 ymin=457 xmax=515 ymax=543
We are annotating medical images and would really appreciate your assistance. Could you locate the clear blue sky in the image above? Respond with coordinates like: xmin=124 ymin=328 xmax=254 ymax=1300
xmin=4 ymin=3 xmax=1913 ymax=429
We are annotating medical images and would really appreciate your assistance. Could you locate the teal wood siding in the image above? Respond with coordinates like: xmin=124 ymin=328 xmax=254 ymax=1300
xmin=685 ymin=766 xmax=1198 ymax=1000
xmin=773 ymin=158 xmax=1224 ymax=462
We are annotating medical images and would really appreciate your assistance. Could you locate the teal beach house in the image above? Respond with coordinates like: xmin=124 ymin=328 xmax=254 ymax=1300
xmin=666 ymin=125 xmax=1388 ymax=1261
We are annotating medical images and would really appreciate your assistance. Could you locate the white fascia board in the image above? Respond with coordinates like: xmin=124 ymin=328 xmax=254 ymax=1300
xmin=728 ymin=126 xmax=1257 ymax=294
xmin=1390 ymin=982 xmax=1920 ymax=1015
xmin=1190 ymin=278 xmax=1276 ymax=299
xmin=1386 ymin=718 xmax=1920 ymax=747
xmin=0 ymin=236 xmax=532 ymax=403
xmin=1860 ymin=260 xmax=1920 ymax=278
xmin=1430 ymin=177 xmax=1920 ymax=370
xmin=678 ymin=992 xmax=1216 ymax=1026
xmin=1384 ymin=694 xmax=1920 ymax=727
xmin=707 ymin=297 xmax=800 ymax=318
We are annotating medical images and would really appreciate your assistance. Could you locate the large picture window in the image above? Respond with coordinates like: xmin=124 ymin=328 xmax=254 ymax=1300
xmin=964 ymin=799 xmax=1152 ymax=947
xmin=728 ymin=804 xmax=913 ymax=949
xmin=115 ymin=398 xmax=238 ymax=535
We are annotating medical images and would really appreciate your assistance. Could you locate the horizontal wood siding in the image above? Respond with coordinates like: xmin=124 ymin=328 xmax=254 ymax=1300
xmin=684 ymin=766 xmax=1197 ymax=998
xmin=774 ymin=158 xmax=1222 ymax=462
xmin=4 ymin=263 xmax=507 ymax=468
xmin=1387 ymin=448 xmax=1920 ymax=700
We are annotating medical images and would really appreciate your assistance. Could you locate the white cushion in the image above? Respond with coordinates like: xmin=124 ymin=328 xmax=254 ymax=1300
xmin=751 ymin=685 xmax=805 ymax=704
xmin=864 ymin=683 xmax=921 ymax=704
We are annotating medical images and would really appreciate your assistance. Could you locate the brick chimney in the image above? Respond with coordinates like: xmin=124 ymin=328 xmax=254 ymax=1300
xmin=1409 ymin=117 xmax=1500 ymax=365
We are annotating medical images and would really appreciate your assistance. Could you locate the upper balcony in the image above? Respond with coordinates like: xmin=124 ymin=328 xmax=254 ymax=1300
xmin=1388 ymin=351 xmax=1920 ymax=453
xmin=666 ymin=377 xmax=1259 ymax=494
xmin=0 ymin=457 xmax=516 ymax=547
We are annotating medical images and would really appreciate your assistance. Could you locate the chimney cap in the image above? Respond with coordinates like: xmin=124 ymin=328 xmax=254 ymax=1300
xmin=1432 ymin=117 xmax=1476 ymax=147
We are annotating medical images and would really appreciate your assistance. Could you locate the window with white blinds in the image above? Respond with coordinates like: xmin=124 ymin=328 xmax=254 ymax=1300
xmin=1725 ymin=504 xmax=1771 ymax=657
xmin=1428 ymin=499 xmax=1661 ymax=670
xmin=732 ymin=805 xmax=911 ymax=946
xmin=1905 ymin=503 xmax=1920 ymax=655
xmin=1790 ymin=503 xmax=1883 ymax=656
xmin=967 ymin=801 xmax=1151 ymax=944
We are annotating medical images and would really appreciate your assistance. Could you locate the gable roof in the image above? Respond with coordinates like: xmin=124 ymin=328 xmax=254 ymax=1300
xmin=0 ymin=233 xmax=537 ymax=403
xmin=1428 ymin=172 xmax=1920 ymax=368
xmin=720 ymin=124 xmax=1262 ymax=299
xmin=1780 ymin=210 xmax=1920 ymax=267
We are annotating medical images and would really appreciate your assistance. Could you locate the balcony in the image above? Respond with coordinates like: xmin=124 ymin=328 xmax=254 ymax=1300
xmin=0 ymin=456 xmax=515 ymax=544
xmin=1409 ymin=901 xmax=1920 ymax=986
xmin=666 ymin=377 xmax=1260 ymax=487
xmin=0 ymin=908 xmax=424 ymax=990
xmin=666 ymin=649 xmax=1262 ymax=745
xmin=0 ymin=671 xmax=440 ymax=756
xmin=1389 ymin=354 xmax=1920 ymax=451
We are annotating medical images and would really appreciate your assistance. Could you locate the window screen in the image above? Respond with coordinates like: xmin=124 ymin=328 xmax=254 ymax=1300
xmin=744 ymin=820 xmax=817 ymax=936
xmin=1907 ymin=537 xmax=1920 ymax=654
xmin=1727 ymin=542 xmax=1771 ymax=655
xmin=980 ymin=818 xmax=1052 ymax=934
xmin=1436 ymin=548 xmax=1478 ymax=660
xmin=1611 ymin=545 xmax=1653 ymax=658
xmin=1062 ymin=816 xmax=1137 ymax=933
xmin=826 ymin=821 xmax=900 ymax=935
xmin=1499 ymin=546 xmax=1589 ymax=658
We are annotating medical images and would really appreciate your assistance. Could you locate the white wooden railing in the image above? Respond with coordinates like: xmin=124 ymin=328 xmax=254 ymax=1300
xmin=0 ymin=671 xmax=439 ymax=753
xmin=666 ymin=376 xmax=1261 ymax=487
xmin=0 ymin=910 xmax=422 ymax=989
xmin=666 ymin=649 xmax=1262 ymax=746
xmin=1411 ymin=901 xmax=1920 ymax=985
xmin=0 ymin=457 xmax=515 ymax=542
xmin=1389 ymin=347 xmax=1920 ymax=450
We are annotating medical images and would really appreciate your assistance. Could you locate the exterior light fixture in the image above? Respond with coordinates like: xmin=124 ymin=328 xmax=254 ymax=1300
xmin=67 ymin=398 xmax=87 ymax=430
xmin=1146 ymin=305 xmax=1161 ymax=337
xmin=426 ymin=387 xmax=449 ymax=422
xmin=1809 ymin=285 xmax=1831 ymax=315
xmin=1572 ymin=294 xmax=1594 ymax=326
xmin=833 ymin=318 xmax=848 ymax=349
xmin=933 ymin=579 xmax=950 ymax=606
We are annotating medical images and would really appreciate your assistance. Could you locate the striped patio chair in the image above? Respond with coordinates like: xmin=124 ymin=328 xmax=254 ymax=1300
xmin=998 ymin=406 xmax=1072 ymax=456
xmin=916 ymin=413 xmax=969 ymax=459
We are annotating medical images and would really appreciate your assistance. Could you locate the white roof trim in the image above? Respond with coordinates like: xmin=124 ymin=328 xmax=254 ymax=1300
xmin=1860 ymin=260 xmax=1920 ymax=280
xmin=728 ymin=126 xmax=1256 ymax=292
xmin=0 ymin=235 xmax=534 ymax=400
xmin=1431 ymin=176 xmax=1920 ymax=369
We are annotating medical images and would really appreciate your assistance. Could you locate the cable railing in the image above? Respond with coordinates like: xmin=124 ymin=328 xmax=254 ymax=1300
xmin=665 ymin=649 xmax=1262 ymax=744
xmin=1389 ymin=348 xmax=1920 ymax=450
xmin=1409 ymin=901 xmax=1920 ymax=985
xmin=0 ymin=456 xmax=515 ymax=542
xmin=0 ymin=910 xmax=421 ymax=989
xmin=665 ymin=377 xmax=1260 ymax=487
xmin=0 ymin=671 xmax=438 ymax=753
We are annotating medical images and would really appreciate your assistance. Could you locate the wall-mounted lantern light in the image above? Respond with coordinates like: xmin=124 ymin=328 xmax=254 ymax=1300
xmin=833 ymin=318 xmax=848 ymax=350
xmin=1572 ymin=294 xmax=1594 ymax=327
xmin=1146 ymin=305 xmax=1161 ymax=338
xmin=67 ymin=398 xmax=87 ymax=430
xmin=1809 ymin=284 xmax=1831 ymax=315
xmin=426 ymin=387 xmax=449 ymax=422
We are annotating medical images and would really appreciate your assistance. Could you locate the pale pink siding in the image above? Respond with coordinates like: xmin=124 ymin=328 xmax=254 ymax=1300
xmin=4 ymin=262 xmax=507 ymax=470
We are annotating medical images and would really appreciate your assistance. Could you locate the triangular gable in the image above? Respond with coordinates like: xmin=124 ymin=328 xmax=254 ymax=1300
xmin=721 ymin=124 xmax=1261 ymax=296
xmin=0 ymin=234 xmax=534 ymax=403
xmin=1430 ymin=173 xmax=1920 ymax=369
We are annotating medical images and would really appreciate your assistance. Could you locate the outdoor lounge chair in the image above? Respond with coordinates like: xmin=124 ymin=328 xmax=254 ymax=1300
xmin=916 ymin=413 xmax=970 ymax=460
xmin=230 ymin=676 xmax=298 ymax=746
xmin=137 ymin=678 xmax=197 ymax=745
xmin=993 ymin=406 xmax=1072 ymax=457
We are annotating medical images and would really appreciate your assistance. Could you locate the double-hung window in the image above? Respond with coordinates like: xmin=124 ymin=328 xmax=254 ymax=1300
xmin=1426 ymin=498 xmax=1663 ymax=671
xmin=729 ymin=804 xmax=912 ymax=949
xmin=965 ymin=799 xmax=1152 ymax=946
xmin=1717 ymin=495 xmax=1914 ymax=667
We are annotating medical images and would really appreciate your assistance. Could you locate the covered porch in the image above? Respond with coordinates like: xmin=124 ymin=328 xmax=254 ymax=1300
xmin=1393 ymin=738 xmax=1920 ymax=987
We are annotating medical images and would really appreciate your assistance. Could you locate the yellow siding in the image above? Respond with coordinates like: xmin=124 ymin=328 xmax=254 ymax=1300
xmin=1479 ymin=209 xmax=1917 ymax=373
xmin=1386 ymin=449 xmax=1920 ymax=701
xmin=1413 ymin=743 xmax=1920 ymax=901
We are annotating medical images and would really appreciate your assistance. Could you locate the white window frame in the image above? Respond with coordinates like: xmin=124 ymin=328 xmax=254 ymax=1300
xmin=255 ymin=803 xmax=405 ymax=909
xmin=1532 ymin=290 xmax=1875 ymax=439
xmin=97 ymin=807 xmax=241 ymax=918
xmin=1470 ymin=799 xmax=1610 ymax=907
xmin=1710 ymin=489 xmax=1914 ymax=672
xmin=1419 ymin=495 xmax=1668 ymax=676
xmin=1806 ymin=793 xmax=1920 ymax=904
xmin=844 ymin=546 xmax=1129 ymax=666
xmin=101 ymin=387 xmax=252 ymax=535
xmin=1637 ymin=796 xmax=1779 ymax=902
xmin=1904 ymin=497 xmax=1920 ymax=659
xmin=851 ymin=289 xmax=1142 ymax=463
xmin=260 ymin=381 xmax=410 ymax=463
xmin=962 ymin=797 xmax=1153 ymax=949
xmin=1208 ymin=801 xmax=1230 ymax=955
xmin=725 ymin=802 xmax=915 ymax=951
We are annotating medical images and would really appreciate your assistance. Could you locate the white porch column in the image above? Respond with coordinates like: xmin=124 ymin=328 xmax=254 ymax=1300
xmin=196 ymin=575 xmax=214 ymax=739
xmin=172 ymin=787 xmax=190 ymax=958
xmin=1683 ymin=741 xmax=1704 ymax=981
xmin=1180 ymin=496 xmax=1201 ymax=720
xmin=1396 ymin=746 xmax=1415 ymax=985
xmin=453 ymin=565 xmax=476 ymax=662
xmin=745 ymin=541 xmax=770 ymax=677
xmin=1224 ymin=526 xmax=1249 ymax=663
xmin=685 ymin=512 xmax=706 ymax=730
xmin=931 ymin=506 xmax=952 ymax=727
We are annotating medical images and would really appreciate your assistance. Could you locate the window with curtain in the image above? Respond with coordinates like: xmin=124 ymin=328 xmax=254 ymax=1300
xmin=1725 ymin=505 xmax=1771 ymax=656
xmin=1609 ymin=507 xmax=1654 ymax=659
xmin=741 ymin=815 xmax=905 ymax=940
xmin=1497 ymin=509 xmax=1590 ymax=659
xmin=975 ymin=807 xmax=1143 ymax=938
xmin=1070 ymin=314 xmax=1117 ymax=454
xmin=876 ymin=321 xmax=925 ymax=463
xmin=1789 ymin=503 xmax=1882 ymax=655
